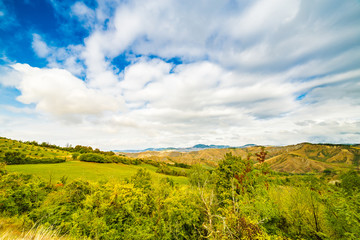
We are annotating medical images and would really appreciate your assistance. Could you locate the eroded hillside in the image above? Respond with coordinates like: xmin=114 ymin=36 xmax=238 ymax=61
xmin=123 ymin=143 xmax=360 ymax=173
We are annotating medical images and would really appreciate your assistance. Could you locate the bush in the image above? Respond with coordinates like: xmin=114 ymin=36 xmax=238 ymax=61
xmin=340 ymin=170 xmax=360 ymax=194
xmin=27 ymin=158 xmax=65 ymax=164
xmin=72 ymin=152 xmax=80 ymax=160
xmin=3 ymin=151 xmax=28 ymax=164
xmin=173 ymin=162 xmax=192 ymax=169
xmin=156 ymin=165 xmax=187 ymax=176
xmin=1 ymin=151 xmax=65 ymax=165
xmin=0 ymin=172 xmax=49 ymax=215
xmin=79 ymin=153 xmax=111 ymax=163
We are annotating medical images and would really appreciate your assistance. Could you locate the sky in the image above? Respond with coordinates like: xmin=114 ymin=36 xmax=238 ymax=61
xmin=0 ymin=0 xmax=360 ymax=150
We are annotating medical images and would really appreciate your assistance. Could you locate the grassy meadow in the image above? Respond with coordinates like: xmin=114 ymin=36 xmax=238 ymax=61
xmin=1 ymin=137 xmax=190 ymax=184
xmin=7 ymin=160 xmax=189 ymax=185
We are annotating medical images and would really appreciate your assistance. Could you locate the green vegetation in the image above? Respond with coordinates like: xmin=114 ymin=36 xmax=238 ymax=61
xmin=0 ymin=137 xmax=70 ymax=164
xmin=79 ymin=152 xmax=142 ymax=165
xmin=1 ymin=137 xmax=360 ymax=239
xmin=3 ymin=151 xmax=65 ymax=165
xmin=0 ymin=154 xmax=359 ymax=239
xmin=156 ymin=164 xmax=188 ymax=176
xmin=6 ymin=161 xmax=188 ymax=185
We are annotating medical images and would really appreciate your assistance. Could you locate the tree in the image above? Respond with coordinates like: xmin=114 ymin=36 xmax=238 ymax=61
xmin=72 ymin=152 xmax=80 ymax=160
xmin=4 ymin=151 xmax=27 ymax=164
xmin=130 ymin=168 xmax=152 ymax=190
xmin=188 ymin=164 xmax=213 ymax=188
xmin=340 ymin=170 xmax=360 ymax=195
xmin=215 ymin=153 xmax=258 ymax=202
xmin=213 ymin=153 xmax=271 ymax=239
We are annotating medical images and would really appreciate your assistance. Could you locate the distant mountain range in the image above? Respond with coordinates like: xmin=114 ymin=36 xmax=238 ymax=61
xmin=114 ymin=144 xmax=257 ymax=153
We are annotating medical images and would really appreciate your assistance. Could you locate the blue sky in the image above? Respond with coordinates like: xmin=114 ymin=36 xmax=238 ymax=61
xmin=0 ymin=0 xmax=360 ymax=150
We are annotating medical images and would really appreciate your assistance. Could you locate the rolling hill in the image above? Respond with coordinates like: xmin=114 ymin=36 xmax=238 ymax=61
xmin=1 ymin=136 xmax=359 ymax=174
xmin=0 ymin=137 xmax=71 ymax=162
xmin=0 ymin=137 xmax=189 ymax=184
xmin=123 ymin=143 xmax=360 ymax=173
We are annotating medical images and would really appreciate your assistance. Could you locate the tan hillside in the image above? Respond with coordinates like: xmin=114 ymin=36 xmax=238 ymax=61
xmin=264 ymin=153 xmax=332 ymax=173
xmin=125 ymin=148 xmax=250 ymax=166
xmin=263 ymin=143 xmax=359 ymax=173
xmin=326 ymin=149 xmax=354 ymax=164
xmin=123 ymin=143 xmax=359 ymax=173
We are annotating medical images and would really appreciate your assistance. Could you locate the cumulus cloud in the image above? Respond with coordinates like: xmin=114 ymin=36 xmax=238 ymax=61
xmin=1 ymin=0 xmax=360 ymax=149
xmin=31 ymin=33 xmax=85 ymax=76
xmin=9 ymin=63 xmax=124 ymax=122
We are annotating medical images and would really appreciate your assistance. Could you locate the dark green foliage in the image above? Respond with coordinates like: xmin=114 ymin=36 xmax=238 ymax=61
xmin=72 ymin=152 xmax=80 ymax=160
xmin=27 ymin=157 xmax=65 ymax=164
xmin=156 ymin=164 xmax=187 ymax=176
xmin=215 ymin=153 xmax=261 ymax=201
xmin=142 ymin=159 xmax=161 ymax=167
xmin=0 ymin=173 xmax=49 ymax=216
xmin=131 ymin=158 xmax=142 ymax=165
xmin=3 ymin=151 xmax=27 ymax=164
xmin=110 ymin=155 xmax=130 ymax=164
xmin=1 ymin=151 xmax=65 ymax=165
xmin=79 ymin=153 xmax=141 ymax=165
xmin=340 ymin=170 xmax=360 ymax=194
xmin=173 ymin=162 xmax=191 ymax=169
xmin=74 ymin=145 xmax=93 ymax=153
xmin=111 ymin=156 xmax=141 ymax=165
xmin=79 ymin=153 xmax=111 ymax=163
xmin=324 ymin=186 xmax=360 ymax=239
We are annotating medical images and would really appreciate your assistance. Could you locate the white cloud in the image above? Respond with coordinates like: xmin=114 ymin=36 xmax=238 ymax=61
xmin=227 ymin=0 xmax=300 ymax=40
xmin=9 ymin=63 xmax=124 ymax=122
xmin=1 ymin=0 xmax=360 ymax=149
xmin=71 ymin=1 xmax=96 ymax=28
xmin=1 ymin=105 xmax=36 ymax=114
xmin=31 ymin=33 xmax=85 ymax=76
xmin=32 ymin=34 xmax=50 ymax=58
xmin=0 ymin=65 xmax=22 ymax=86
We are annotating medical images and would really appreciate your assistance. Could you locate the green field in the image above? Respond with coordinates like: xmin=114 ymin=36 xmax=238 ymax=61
xmin=0 ymin=138 xmax=70 ymax=160
xmin=7 ymin=160 xmax=189 ymax=185
xmin=1 ymin=137 xmax=190 ymax=185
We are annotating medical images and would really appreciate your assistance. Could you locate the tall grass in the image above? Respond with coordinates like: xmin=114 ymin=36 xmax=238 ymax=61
xmin=0 ymin=225 xmax=69 ymax=240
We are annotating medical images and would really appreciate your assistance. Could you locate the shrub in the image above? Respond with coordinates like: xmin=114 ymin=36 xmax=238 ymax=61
xmin=0 ymin=172 xmax=49 ymax=215
xmin=72 ymin=152 xmax=80 ymax=160
xmin=3 ymin=151 xmax=28 ymax=164
xmin=156 ymin=165 xmax=187 ymax=176
xmin=79 ymin=153 xmax=111 ymax=163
